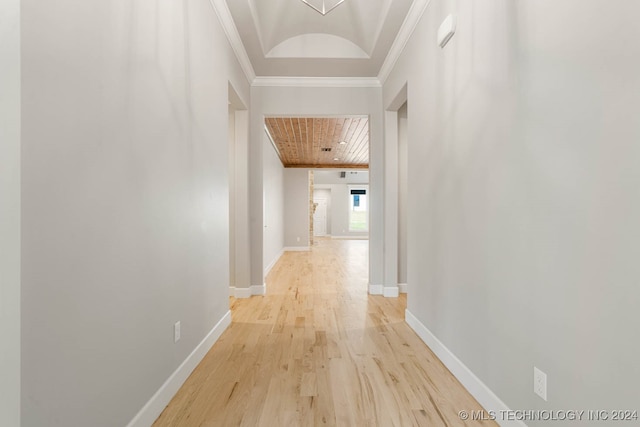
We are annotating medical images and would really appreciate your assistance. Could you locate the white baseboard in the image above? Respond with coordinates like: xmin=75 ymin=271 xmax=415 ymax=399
xmin=264 ymin=249 xmax=284 ymax=276
xmin=231 ymin=287 xmax=252 ymax=298
xmin=284 ymin=246 xmax=310 ymax=252
xmin=331 ymin=235 xmax=369 ymax=240
xmin=126 ymin=310 xmax=232 ymax=427
xmin=398 ymin=283 xmax=408 ymax=293
xmin=405 ymin=310 xmax=526 ymax=427
xmin=369 ymin=284 xmax=383 ymax=295
xmin=251 ymin=283 xmax=266 ymax=296
xmin=383 ymin=286 xmax=399 ymax=298
xmin=229 ymin=285 xmax=266 ymax=298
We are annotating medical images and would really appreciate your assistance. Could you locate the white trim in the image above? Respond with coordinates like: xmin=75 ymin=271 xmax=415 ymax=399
xmin=369 ymin=284 xmax=383 ymax=295
xmin=331 ymin=235 xmax=369 ymax=240
xmin=264 ymin=249 xmax=284 ymax=276
xmin=383 ymin=286 xmax=399 ymax=298
xmin=264 ymin=125 xmax=283 ymax=162
xmin=252 ymin=76 xmax=381 ymax=88
xmin=251 ymin=283 xmax=266 ymax=296
xmin=284 ymin=246 xmax=311 ymax=252
xmin=405 ymin=310 xmax=526 ymax=427
xmin=232 ymin=287 xmax=252 ymax=299
xmin=398 ymin=283 xmax=408 ymax=293
xmin=386 ymin=83 xmax=408 ymax=111
xmin=209 ymin=0 xmax=256 ymax=83
xmin=126 ymin=311 xmax=232 ymax=427
xmin=378 ymin=0 xmax=433 ymax=85
xmin=230 ymin=285 xmax=266 ymax=298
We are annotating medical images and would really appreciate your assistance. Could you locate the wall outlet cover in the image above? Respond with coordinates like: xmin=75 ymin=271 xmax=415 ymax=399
xmin=174 ymin=321 xmax=181 ymax=343
xmin=534 ymin=366 xmax=547 ymax=401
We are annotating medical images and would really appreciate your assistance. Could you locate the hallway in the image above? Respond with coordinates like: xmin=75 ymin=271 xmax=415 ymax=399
xmin=153 ymin=239 xmax=496 ymax=426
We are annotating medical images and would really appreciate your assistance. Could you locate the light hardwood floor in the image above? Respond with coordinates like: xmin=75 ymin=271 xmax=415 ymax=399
xmin=153 ymin=238 xmax=497 ymax=426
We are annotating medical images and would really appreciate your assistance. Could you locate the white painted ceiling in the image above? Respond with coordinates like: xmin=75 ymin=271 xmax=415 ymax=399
xmin=225 ymin=0 xmax=414 ymax=77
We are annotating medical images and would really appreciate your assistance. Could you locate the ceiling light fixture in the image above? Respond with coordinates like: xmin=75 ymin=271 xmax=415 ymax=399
xmin=333 ymin=157 xmax=340 ymax=161
xmin=300 ymin=0 xmax=345 ymax=16
xmin=339 ymin=141 xmax=347 ymax=145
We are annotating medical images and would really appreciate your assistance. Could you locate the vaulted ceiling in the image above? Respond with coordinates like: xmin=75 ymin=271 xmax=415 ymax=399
xmin=226 ymin=0 xmax=414 ymax=77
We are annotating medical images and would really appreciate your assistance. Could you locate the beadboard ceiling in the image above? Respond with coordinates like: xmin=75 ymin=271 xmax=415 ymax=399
xmin=265 ymin=117 xmax=369 ymax=168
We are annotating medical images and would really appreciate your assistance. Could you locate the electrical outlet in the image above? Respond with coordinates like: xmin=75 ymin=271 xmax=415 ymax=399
xmin=296 ymin=237 xmax=300 ymax=242
xmin=534 ymin=367 xmax=547 ymax=401
xmin=174 ymin=321 xmax=181 ymax=343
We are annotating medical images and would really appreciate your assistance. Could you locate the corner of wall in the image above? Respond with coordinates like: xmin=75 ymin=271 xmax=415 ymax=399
xmin=0 ymin=0 xmax=21 ymax=424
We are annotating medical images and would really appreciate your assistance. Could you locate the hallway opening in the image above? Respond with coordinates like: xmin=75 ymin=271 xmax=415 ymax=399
xmin=262 ymin=115 xmax=372 ymax=295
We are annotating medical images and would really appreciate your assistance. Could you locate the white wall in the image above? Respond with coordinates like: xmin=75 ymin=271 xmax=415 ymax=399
xmin=314 ymin=169 xmax=369 ymax=185
xmin=384 ymin=0 xmax=640 ymax=420
xmin=0 ymin=0 xmax=21 ymax=425
xmin=251 ymin=86 xmax=383 ymax=286
xmin=283 ymin=169 xmax=310 ymax=248
xmin=263 ymin=131 xmax=285 ymax=271
xmin=20 ymin=1 xmax=249 ymax=426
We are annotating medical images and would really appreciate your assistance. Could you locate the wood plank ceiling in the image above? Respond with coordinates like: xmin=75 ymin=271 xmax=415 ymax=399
xmin=265 ymin=117 xmax=369 ymax=168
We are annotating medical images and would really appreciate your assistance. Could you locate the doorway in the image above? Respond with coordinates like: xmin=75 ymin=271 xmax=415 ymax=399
xmin=397 ymin=102 xmax=408 ymax=293
xmin=228 ymin=83 xmax=249 ymax=298
xmin=313 ymin=198 xmax=328 ymax=236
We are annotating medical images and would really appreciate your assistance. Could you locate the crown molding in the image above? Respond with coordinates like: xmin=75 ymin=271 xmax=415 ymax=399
xmin=209 ymin=0 xmax=256 ymax=83
xmin=252 ymin=76 xmax=381 ymax=88
xmin=378 ymin=0 xmax=432 ymax=85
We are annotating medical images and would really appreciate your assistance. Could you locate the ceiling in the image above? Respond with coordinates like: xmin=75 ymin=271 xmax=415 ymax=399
xmin=225 ymin=0 xmax=414 ymax=77
xmin=265 ymin=117 xmax=369 ymax=168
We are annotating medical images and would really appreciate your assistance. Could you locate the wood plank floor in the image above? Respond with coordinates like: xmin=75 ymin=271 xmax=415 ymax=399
xmin=153 ymin=238 xmax=497 ymax=426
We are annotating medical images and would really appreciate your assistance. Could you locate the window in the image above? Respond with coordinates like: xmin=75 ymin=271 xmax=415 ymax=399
xmin=349 ymin=187 xmax=368 ymax=232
